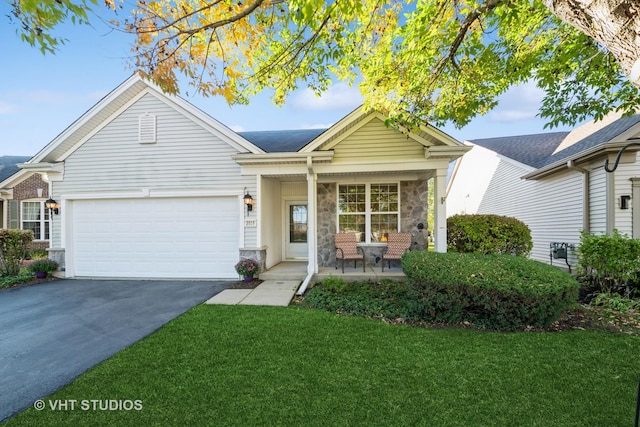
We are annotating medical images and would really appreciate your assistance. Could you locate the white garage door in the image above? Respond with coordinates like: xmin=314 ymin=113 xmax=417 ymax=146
xmin=71 ymin=197 xmax=239 ymax=279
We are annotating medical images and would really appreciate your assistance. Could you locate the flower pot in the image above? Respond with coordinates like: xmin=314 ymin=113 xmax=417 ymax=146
xmin=244 ymin=275 xmax=254 ymax=282
xmin=35 ymin=271 xmax=47 ymax=279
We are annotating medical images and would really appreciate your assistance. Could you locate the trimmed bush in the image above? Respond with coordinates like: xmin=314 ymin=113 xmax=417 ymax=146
xmin=577 ymin=230 xmax=640 ymax=295
xmin=302 ymin=277 xmax=423 ymax=321
xmin=402 ymin=251 xmax=579 ymax=330
xmin=27 ymin=258 xmax=59 ymax=276
xmin=447 ymin=214 xmax=532 ymax=256
xmin=0 ymin=229 xmax=34 ymax=276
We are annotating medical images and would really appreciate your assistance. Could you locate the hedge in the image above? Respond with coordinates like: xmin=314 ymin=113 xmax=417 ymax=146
xmin=402 ymin=251 xmax=579 ymax=330
xmin=447 ymin=214 xmax=532 ymax=256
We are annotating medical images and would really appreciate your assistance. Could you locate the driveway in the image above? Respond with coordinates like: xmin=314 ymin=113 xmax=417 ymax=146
xmin=0 ymin=279 xmax=230 ymax=422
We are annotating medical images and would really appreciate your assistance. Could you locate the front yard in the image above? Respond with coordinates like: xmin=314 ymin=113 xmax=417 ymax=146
xmin=6 ymin=305 xmax=640 ymax=426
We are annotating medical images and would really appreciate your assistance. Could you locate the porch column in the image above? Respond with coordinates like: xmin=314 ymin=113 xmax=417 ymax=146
xmin=434 ymin=168 xmax=448 ymax=252
xmin=307 ymin=170 xmax=318 ymax=274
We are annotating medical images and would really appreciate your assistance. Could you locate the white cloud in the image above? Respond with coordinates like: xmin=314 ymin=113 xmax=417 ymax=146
xmin=0 ymin=101 xmax=17 ymax=115
xmin=488 ymin=81 xmax=544 ymax=123
xmin=291 ymin=82 xmax=363 ymax=111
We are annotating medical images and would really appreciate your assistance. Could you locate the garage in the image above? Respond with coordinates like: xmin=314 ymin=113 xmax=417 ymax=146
xmin=70 ymin=197 xmax=239 ymax=279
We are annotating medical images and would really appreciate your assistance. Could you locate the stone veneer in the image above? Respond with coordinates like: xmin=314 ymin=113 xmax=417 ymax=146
xmin=316 ymin=180 xmax=429 ymax=268
xmin=238 ymin=247 xmax=267 ymax=277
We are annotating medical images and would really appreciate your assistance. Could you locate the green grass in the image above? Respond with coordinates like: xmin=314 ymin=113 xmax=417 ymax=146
xmin=6 ymin=305 xmax=640 ymax=426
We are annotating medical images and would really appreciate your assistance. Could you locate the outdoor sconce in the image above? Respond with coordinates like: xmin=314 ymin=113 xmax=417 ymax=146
xmin=620 ymin=195 xmax=631 ymax=210
xmin=45 ymin=198 xmax=60 ymax=215
xmin=243 ymin=189 xmax=254 ymax=215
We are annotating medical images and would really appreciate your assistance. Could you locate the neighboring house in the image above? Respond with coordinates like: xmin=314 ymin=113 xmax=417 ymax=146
xmin=447 ymin=111 xmax=640 ymax=267
xmin=0 ymin=157 xmax=54 ymax=250
xmin=18 ymin=73 xmax=470 ymax=280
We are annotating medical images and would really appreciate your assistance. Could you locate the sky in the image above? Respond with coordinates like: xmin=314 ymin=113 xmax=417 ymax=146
xmin=0 ymin=3 xmax=577 ymax=157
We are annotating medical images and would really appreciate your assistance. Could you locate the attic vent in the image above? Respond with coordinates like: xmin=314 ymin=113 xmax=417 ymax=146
xmin=139 ymin=113 xmax=157 ymax=144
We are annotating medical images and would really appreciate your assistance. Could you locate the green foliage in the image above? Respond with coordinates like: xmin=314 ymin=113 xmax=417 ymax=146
xmin=590 ymin=293 xmax=640 ymax=314
xmin=577 ymin=230 xmax=640 ymax=295
xmin=303 ymin=278 xmax=422 ymax=321
xmin=401 ymin=251 xmax=579 ymax=330
xmin=27 ymin=258 xmax=59 ymax=274
xmin=447 ymin=214 xmax=533 ymax=256
xmin=0 ymin=229 xmax=34 ymax=276
xmin=29 ymin=249 xmax=49 ymax=260
xmin=0 ymin=273 xmax=36 ymax=289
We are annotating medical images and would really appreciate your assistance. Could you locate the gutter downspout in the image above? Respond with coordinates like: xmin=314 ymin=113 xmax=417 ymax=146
xmin=297 ymin=156 xmax=316 ymax=296
xmin=567 ymin=160 xmax=590 ymax=233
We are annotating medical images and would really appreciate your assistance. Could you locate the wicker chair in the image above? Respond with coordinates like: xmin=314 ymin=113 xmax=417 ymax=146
xmin=335 ymin=233 xmax=365 ymax=273
xmin=381 ymin=232 xmax=412 ymax=271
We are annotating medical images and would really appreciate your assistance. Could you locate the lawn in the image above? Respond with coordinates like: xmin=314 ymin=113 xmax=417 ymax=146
xmin=6 ymin=305 xmax=640 ymax=426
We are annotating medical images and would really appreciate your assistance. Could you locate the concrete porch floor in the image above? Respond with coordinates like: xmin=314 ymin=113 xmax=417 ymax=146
xmin=262 ymin=261 xmax=406 ymax=283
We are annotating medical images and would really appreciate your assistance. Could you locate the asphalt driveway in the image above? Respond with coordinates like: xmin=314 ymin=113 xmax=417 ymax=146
xmin=0 ymin=279 xmax=230 ymax=422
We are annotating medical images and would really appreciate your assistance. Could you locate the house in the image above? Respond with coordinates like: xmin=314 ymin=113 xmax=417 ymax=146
xmin=0 ymin=157 xmax=55 ymax=251
xmin=17 ymin=73 xmax=470 ymax=281
xmin=447 ymin=111 xmax=640 ymax=267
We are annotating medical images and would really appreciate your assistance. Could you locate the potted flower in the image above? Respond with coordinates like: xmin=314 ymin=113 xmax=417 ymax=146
xmin=28 ymin=259 xmax=59 ymax=279
xmin=234 ymin=258 xmax=260 ymax=282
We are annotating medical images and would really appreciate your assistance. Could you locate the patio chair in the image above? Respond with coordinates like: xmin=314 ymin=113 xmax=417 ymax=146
xmin=381 ymin=232 xmax=412 ymax=272
xmin=335 ymin=233 xmax=366 ymax=273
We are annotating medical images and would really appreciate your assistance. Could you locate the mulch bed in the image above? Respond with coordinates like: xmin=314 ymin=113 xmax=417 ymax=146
xmin=227 ymin=279 xmax=264 ymax=290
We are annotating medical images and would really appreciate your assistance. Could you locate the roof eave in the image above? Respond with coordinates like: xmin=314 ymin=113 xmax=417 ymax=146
xmin=523 ymin=140 xmax=640 ymax=180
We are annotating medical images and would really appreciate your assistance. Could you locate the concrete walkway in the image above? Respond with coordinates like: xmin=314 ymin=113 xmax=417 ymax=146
xmin=205 ymin=280 xmax=300 ymax=306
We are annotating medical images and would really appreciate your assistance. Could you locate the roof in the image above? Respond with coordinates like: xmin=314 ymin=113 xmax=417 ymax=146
xmin=542 ymin=114 xmax=640 ymax=167
xmin=0 ymin=156 xmax=31 ymax=182
xmin=469 ymin=132 xmax=569 ymax=168
xmin=238 ymin=128 xmax=328 ymax=152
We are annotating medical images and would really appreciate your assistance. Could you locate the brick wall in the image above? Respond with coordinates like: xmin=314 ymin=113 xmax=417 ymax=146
xmin=11 ymin=173 xmax=50 ymax=250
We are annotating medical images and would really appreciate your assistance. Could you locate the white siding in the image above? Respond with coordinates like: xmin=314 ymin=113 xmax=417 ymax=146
xmin=449 ymin=152 xmax=584 ymax=265
xmin=613 ymin=157 xmax=639 ymax=236
xmin=589 ymin=167 xmax=607 ymax=234
xmin=331 ymin=118 xmax=424 ymax=163
xmin=53 ymin=92 xmax=256 ymax=247
xmin=260 ymin=177 xmax=282 ymax=268
xmin=447 ymin=144 xmax=503 ymax=216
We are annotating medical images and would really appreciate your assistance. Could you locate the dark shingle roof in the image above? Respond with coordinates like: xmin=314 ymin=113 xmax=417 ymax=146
xmin=239 ymin=128 xmax=327 ymax=152
xmin=469 ymin=132 xmax=569 ymax=168
xmin=542 ymin=114 xmax=640 ymax=167
xmin=0 ymin=156 xmax=30 ymax=183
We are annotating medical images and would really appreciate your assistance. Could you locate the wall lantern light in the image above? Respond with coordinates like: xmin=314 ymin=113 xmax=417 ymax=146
xmin=243 ymin=189 xmax=254 ymax=215
xmin=620 ymin=195 xmax=631 ymax=210
xmin=45 ymin=198 xmax=60 ymax=215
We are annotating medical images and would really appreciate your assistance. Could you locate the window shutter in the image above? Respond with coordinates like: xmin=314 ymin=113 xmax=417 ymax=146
xmin=138 ymin=113 xmax=157 ymax=144
xmin=8 ymin=200 xmax=18 ymax=229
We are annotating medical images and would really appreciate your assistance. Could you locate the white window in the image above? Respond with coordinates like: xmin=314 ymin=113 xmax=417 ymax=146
xmin=21 ymin=201 xmax=50 ymax=240
xmin=337 ymin=183 xmax=399 ymax=243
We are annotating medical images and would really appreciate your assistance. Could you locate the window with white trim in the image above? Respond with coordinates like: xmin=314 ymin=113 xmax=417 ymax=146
xmin=21 ymin=201 xmax=50 ymax=240
xmin=337 ymin=183 xmax=399 ymax=243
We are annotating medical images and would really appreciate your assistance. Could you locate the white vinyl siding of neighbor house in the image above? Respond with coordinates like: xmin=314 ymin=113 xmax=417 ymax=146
xmin=612 ymin=157 xmax=637 ymax=236
xmin=447 ymin=144 xmax=501 ymax=216
xmin=473 ymin=158 xmax=584 ymax=264
xmin=52 ymin=92 xmax=256 ymax=247
xmin=331 ymin=118 xmax=425 ymax=163
xmin=589 ymin=167 xmax=608 ymax=234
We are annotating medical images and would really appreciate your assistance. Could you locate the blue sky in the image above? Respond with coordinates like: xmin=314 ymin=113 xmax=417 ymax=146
xmin=0 ymin=3 xmax=575 ymax=156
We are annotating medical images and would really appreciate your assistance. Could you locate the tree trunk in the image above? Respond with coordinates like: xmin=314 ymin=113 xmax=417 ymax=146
xmin=543 ymin=0 xmax=640 ymax=87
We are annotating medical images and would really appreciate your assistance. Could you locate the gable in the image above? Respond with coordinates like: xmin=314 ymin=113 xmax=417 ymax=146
xmin=60 ymin=92 xmax=244 ymax=192
xmin=323 ymin=116 xmax=425 ymax=163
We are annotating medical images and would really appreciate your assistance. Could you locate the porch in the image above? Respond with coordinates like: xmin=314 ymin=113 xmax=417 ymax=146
xmin=260 ymin=261 xmax=406 ymax=284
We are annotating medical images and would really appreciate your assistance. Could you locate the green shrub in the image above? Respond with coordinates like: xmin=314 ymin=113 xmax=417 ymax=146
xmin=577 ymin=230 xmax=640 ymax=295
xmin=0 ymin=273 xmax=36 ymax=289
xmin=303 ymin=277 xmax=423 ymax=320
xmin=29 ymin=249 xmax=49 ymax=260
xmin=402 ymin=251 xmax=579 ymax=330
xmin=27 ymin=258 xmax=59 ymax=275
xmin=0 ymin=229 xmax=34 ymax=276
xmin=590 ymin=292 xmax=640 ymax=313
xmin=447 ymin=214 xmax=532 ymax=256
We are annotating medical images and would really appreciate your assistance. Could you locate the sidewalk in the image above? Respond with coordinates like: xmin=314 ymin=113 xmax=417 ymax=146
xmin=204 ymin=280 xmax=300 ymax=307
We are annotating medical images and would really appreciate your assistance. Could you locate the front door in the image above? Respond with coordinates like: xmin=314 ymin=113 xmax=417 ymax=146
xmin=285 ymin=201 xmax=308 ymax=259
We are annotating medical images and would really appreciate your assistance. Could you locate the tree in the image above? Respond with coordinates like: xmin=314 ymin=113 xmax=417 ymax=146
xmin=7 ymin=0 xmax=640 ymax=130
